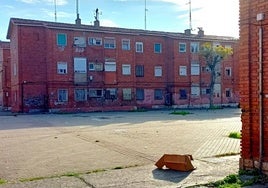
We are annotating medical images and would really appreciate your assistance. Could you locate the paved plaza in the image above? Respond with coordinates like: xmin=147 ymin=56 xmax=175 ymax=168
xmin=0 ymin=108 xmax=242 ymax=187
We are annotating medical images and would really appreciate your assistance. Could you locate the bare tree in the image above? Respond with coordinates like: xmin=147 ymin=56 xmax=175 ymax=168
xmin=199 ymin=42 xmax=233 ymax=108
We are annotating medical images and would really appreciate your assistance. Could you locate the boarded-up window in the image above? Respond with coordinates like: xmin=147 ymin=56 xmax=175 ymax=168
xmin=154 ymin=66 xmax=162 ymax=77
xmin=179 ymin=66 xmax=187 ymax=76
xmin=191 ymin=64 xmax=200 ymax=75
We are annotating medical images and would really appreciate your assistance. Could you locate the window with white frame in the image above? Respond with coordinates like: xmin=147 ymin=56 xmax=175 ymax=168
xmin=225 ymin=67 xmax=232 ymax=76
xmin=88 ymin=37 xmax=102 ymax=46
xmin=75 ymin=89 xmax=87 ymax=101
xmin=122 ymin=39 xmax=130 ymax=50
xmin=136 ymin=42 xmax=143 ymax=53
xmin=123 ymin=88 xmax=132 ymax=100
xmin=105 ymin=61 xmax=116 ymax=72
xmin=179 ymin=43 xmax=186 ymax=52
xmin=154 ymin=66 xmax=162 ymax=77
xmin=58 ymin=89 xmax=68 ymax=102
xmin=136 ymin=88 xmax=144 ymax=100
xmin=104 ymin=38 xmax=116 ymax=49
xmin=57 ymin=62 xmax=67 ymax=74
xmin=74 ymin=57 xmax=87 ymax=73
xmin=154 ymin=43 xmax=162 ymax=53
xmin=190 ymin=42 xmax=199 ymax=53
xmin=179 ymin=66 xmax=187 ymax=76
xmin=191 ymin=64 xmax=200 ymax=75
xmin=122 ymin=64 xmax=131 ymax=75
xmin=191 ymin=86 xmax=200 ymax=97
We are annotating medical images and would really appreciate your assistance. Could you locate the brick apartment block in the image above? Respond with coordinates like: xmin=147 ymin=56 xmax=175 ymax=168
xmin=5 ymin=18 xmax=239 ymax=113
xmin=240 ymin=0 xmax=268 ymax=173
xmin=0 ymin=41 xmax=10 ymax=109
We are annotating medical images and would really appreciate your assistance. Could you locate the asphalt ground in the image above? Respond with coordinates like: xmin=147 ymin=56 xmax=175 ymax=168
xmin=0 ymin=108 xmax=245 ymax=187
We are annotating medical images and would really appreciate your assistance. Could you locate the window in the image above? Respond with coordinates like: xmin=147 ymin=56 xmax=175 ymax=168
xmin=89 ymin=63 xmax=95 ymax=71
xmin=179 ymin=89 xmax=187 ymax=99
xmin=201 ymin=88 xmax=210 ymax=95
xmin=226 ymin=89 xmax=231 ymax=97
xmin=136 ymin=88 xmax=144 ymax=100
xmin=213 ymin=42 xmax=221 ymax=47
xmin=73 ymin=37 xmax=86 ymax=47
xmin=154 ymin=89 xmax=163 ymax=100
xmin=122 ymin=39 xmax=130 ymax=50
xmin=105 ymin=62 xmax=116 ymax=72
xmin=190 ymin=42 xmax=199 ymax=53
xmin=154 ymin=43 xmax=162 ymax=53
xmin=136 ymin=42 xmax=143 ymax=53
xmin=191 ymin=64 xmax=200 ymax=75
xmin=225 ymin=67 xmax=232 ymax=76
xmin=75 ymin=89 xmax=87 ymax=101
xmin=104 ymin=38 xmax=116 ymax=49
xmin=122 ymin=64 xmax=131 ymax=75
xmin=88 ymin=37 xmax=102 ymax=46
xmin=88 ymin=89 xmax=103 ymax=98
xmin=74 ymin=57 xmax=87 ymax=73
xmin=154 ymin=66 xmax=162 ymax=77
xmin=57 ymin=33 xmax=67 ymax=46
xmin=135 ymin=65 xmax=144 ymax=77
xmin=179 ymin=43 xmax=186 ymax=52
xmin=57 ymin=62 xmax=67 ymax=74
xmin=179 ymin=66 xmax=187 ymax=76
xmin=123 ymin=88 xmax=132 ymax=100
xmin=58 ymin=89 xmax=68 ymax=102
xmin=191 ymin=86 xmax=200 ymax=97
xmin=105 ymin=88 xmax=117 ymax=99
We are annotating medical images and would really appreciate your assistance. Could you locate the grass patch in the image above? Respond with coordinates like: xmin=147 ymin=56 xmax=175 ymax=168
xmin=20 ymin=176 xmax=47 ymax=182
xmin=170 ymin=110 xmax=191 ymax=116
xmin=229 ymin=132 xmax=241 ymax=139
xmin=0 ymin=179 xmax=7 ymax=185
xmin=200 ymin=170 xmax=268 ymax=188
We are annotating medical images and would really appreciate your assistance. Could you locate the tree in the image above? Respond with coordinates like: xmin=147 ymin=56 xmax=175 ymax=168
xmin=199 ymin=42 xmax=233 ymax=108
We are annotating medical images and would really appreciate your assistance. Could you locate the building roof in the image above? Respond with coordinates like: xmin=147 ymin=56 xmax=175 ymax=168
xmin=7 ymin=17 xmax=238 ymax=42
xmin=0 ymin=41 xmax=10 ymax=49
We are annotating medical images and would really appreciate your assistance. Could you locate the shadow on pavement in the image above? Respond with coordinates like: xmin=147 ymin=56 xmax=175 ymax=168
xmin=152 ymin=168 xmax=192 ymax=183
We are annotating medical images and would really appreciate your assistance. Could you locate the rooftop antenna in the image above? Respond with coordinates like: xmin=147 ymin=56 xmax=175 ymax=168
xmin=75 ymin=0 xmax=81 ymax=25
xmin=54 ymin=0 xmax=57 ymax=22
xmin=188 ymin=0 xmax=192 ymax=30
xmin=144 ymin=0 xmax=148 ymax=30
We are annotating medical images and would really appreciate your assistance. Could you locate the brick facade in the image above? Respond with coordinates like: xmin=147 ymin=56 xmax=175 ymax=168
xmin=0 ymin=41 xmax=11 ymax=109
xmin=239 ymin=0 xmax=268 ymax=173
xmin=6 ymin=18 xmax=239 ymax=113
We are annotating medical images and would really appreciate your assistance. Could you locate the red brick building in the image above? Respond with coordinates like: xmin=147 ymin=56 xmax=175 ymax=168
xmin=6 ymin=18 xmax=239 ymax=113
xmin=0 ymin=41 xmax=11 ymax=110
xmin=240 ymin=0 xmax=268 ymax=173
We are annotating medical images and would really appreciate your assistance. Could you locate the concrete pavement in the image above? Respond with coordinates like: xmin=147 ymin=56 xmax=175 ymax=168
xmin=0 ymin=108 xmax=250 ymax=187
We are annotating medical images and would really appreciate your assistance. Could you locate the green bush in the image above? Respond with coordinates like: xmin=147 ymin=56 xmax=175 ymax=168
xmin=229 ymin=132 xmax=241 ymax=139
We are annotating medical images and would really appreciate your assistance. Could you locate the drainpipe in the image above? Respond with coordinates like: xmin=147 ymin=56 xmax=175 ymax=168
xmin=257 ymin=13 xmax=264 ymax=172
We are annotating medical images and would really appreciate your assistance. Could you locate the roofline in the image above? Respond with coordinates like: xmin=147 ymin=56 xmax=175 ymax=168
xmin=7 ymin=18 xmax=238 ymax=42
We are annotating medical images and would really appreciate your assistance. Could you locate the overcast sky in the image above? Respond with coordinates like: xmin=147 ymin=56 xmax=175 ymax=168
xmin=0 ymin=0 xmax=239 ymax=41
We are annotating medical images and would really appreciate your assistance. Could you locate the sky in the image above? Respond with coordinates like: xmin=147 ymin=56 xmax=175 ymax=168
xmin=0 ymin=0 xmax=239 ymax=41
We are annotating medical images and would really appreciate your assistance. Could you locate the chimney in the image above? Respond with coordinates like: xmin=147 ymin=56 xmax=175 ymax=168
xmin=198 ymin=27 xmax=204 ymax=37
xmin=184 ymin=29 xmax=191 ymax=35
xmin=94 ymin=8 xmax=100 ymax=27
xmin=75 ymin=15 xmax=81 ymax=25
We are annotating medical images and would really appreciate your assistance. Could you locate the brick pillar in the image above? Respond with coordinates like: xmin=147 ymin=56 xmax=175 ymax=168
xmin=239 ymin=0 xmax=268 ymax=173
